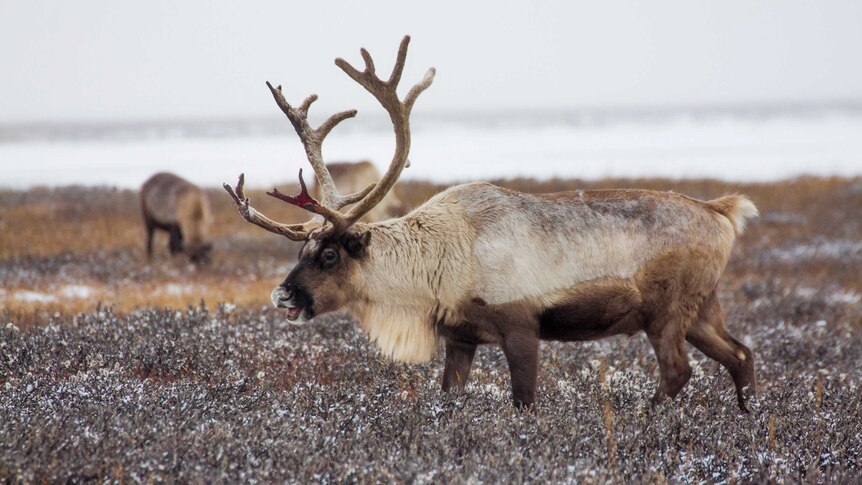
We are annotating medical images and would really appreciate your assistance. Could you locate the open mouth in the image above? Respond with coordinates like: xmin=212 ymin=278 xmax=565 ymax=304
xmin=272 ymin=286 xmax=312 ymax=324
xmin=285 ymin=305 xmax=304 ymax=322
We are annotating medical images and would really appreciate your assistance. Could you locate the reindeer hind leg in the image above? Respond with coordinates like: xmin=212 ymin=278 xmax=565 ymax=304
xmin=647 ymin=313 xmax=693 ymax=403
xmin=686 ymin=292 xmax=756 ymax=412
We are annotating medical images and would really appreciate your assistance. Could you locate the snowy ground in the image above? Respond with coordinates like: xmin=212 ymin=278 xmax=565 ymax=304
xmin=2 ymin=293 xmax=860 ymax=482
xmin=2 ymin=107 xmax=862 ymax=189
xmin=2 ymin=177 xmax=861 ymax=481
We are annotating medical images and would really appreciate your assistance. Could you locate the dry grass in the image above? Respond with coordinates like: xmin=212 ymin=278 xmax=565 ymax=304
xmin=2 ymin=301 xmax=860 ymax=482
xmin=4 ymin=176 xmax=857 ymax=259
xmin=2 ymin=278 xmax=278 ymax=320
xmin=0 ymin=185 xmax=284 ymax=259
xmin=3 ymin=176 xmax=862 ymax=318
xmin=2 ymin=176 xmax=862 ymax=482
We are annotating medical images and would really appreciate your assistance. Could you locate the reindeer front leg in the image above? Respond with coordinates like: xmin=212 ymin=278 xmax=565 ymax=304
xmin=442 ymin=338 xmax=477 ymax=391
xmin=501 ymin=329 xmax=540 ymax=408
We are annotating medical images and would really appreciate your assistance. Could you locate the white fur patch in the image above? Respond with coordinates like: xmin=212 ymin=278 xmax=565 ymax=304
xmin=473 ymin=224 xmax=646 ymax=305
xmin=727 ymin=198 xmax=759 ymax=235
xmin=345 ymin=199 xmax=474 ymax=362
xmin=357 ymin=304 xmax=438 ymax=363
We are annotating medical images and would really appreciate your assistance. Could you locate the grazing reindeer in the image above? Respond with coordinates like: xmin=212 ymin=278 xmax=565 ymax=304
xmin=313 ymin=161 xmax=407 ymax=222
xmin=141 ymin=172 xmax=213 ymax=264
xmin=224 ymin=36 xmax=758 ymax=410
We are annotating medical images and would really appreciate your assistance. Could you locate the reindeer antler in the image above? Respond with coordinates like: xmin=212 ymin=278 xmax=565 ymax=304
xmin=224 ymin=35 xmax=434 ymax=240
xmin=223 ymin=174 xmax=317 ymax=240
xmin=333 ymin=35 xmax=436 ymax=229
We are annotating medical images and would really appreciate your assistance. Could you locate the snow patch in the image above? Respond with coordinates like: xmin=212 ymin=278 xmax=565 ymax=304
xmin=1 ymin=285 xmax=98 ymax=303
xmin=766 ymin=240 xmax=862 ymax=262
xmin=159 ymin=283 xmax=196 ymax=296
xmin=828 ymin=290 xmax=861 ymax=305
xmin=8 ymin=290 xmax=56 ymax=303
xmin=4 ymin=111 xmax=862 ymax=189
xmin=59 ymin=285 xmax=95 ymax=299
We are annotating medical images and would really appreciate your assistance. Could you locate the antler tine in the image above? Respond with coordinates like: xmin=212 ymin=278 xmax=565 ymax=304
xmin=334 ymin=182 xmax=377 ymax=208
xmin=360 ymin=48 xmax=376 ymax=75
xmin=266 ymin=169 xmax=349 ymax=228
xmin=222 ymin=174 xmax=316 ymax=241
xmin=317 ymin=108 xmax=358 ymax=140
xmin=266 ymin=82 xmax=311 ymax=137
xmin=404 ymin=68 xmax=436 ymax=114
xmin=329 ymin=35 xmax=435 ymax=230
xmin=265 ymin=81 xmax=357 ymax=207
xmin=388 ymin=35 xmax=410 ymax=86
xmin=298 ymin=94 xmax=317 ymax=115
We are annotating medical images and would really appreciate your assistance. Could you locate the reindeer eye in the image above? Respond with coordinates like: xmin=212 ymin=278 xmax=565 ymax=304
xmin=320 ymin=248 xmax=339 ymax=267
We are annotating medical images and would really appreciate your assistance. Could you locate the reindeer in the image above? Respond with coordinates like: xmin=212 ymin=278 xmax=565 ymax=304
xmin=313 ymin=161 xmax=407 ymax=222
xmin=224 ymin=36 xmax=758 ymax=410
xmin=141 ymin=172 xmax=213 ymax=264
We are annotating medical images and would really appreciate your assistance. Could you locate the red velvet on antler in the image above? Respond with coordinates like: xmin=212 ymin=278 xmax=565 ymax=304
xmin=266 ymin=169 xmax=323 ymax=210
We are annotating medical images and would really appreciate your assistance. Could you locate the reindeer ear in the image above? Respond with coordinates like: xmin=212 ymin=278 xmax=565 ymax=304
xmin=341 ymin=230 xmax=371 ymax=259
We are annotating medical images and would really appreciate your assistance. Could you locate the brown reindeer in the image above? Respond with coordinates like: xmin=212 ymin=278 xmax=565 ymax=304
xmin=141 ymin=172 xmax=213 ymax=264
xmin=224 ymin=36 xmax=758 ymax=410
xmin=313 ymin=161 xmax=407 ymax=222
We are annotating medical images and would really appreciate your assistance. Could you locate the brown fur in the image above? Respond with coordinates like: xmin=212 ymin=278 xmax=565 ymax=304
xmin=140 ymin=172 xmax=213 ymax=263
xmin=437 ymin=241 xmax=754 ymax=410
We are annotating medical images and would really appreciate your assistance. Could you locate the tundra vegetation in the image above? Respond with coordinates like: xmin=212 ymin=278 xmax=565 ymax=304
xmin=1 ymin=176 xmax=861 ymax=482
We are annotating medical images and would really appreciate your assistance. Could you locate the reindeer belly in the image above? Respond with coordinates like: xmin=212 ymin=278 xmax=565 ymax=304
xmin=538 ymin=277 xmax=645 ymax=341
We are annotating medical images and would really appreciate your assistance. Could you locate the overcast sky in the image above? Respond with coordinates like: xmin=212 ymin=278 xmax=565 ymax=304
xmin=2 ymin=0 xmax=861 ymax=123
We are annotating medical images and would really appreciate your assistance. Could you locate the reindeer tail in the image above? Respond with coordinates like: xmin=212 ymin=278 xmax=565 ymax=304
xmin=706 ymin=195 xmax=759 ymax=235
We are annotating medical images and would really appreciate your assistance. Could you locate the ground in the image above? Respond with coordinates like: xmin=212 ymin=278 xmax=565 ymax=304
xmin=1 ymin=177 xmax=861 ymax=482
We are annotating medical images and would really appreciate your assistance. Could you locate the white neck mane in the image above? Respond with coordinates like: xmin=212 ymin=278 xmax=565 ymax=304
xmin=347 ymin=209 xmax=476 ymax=363
xmin=346 ymin=221 xmax=440 ymax=363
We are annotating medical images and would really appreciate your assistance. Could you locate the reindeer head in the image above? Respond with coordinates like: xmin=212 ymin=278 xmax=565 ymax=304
xmin=224 ymin=35 xmax=434 ymax=323
xmin=270 ymin=230 xmax=370 ymax=323
xmin=187 ymin=242 xmax=213 ymax=265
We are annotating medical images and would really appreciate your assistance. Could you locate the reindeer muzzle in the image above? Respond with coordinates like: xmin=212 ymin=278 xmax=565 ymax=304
xmin=271 ymin=286 xmax=309 ymax=324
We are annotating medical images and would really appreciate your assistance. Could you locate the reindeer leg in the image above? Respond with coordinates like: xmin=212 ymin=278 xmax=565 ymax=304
xmin=442 ymin=338 xmax=477 ymax=392
xmin=145 ymin=219 xmax=155 ymax=259
xmin=168 ymin=225 xmax=184 ymax=254
xmin=501 ymin=328 xmax=540 ymax=408
xmin=647 ymin=314 xmax=693 ymax=403
xmin=686 ymin=292 xmax=756 ymax=412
